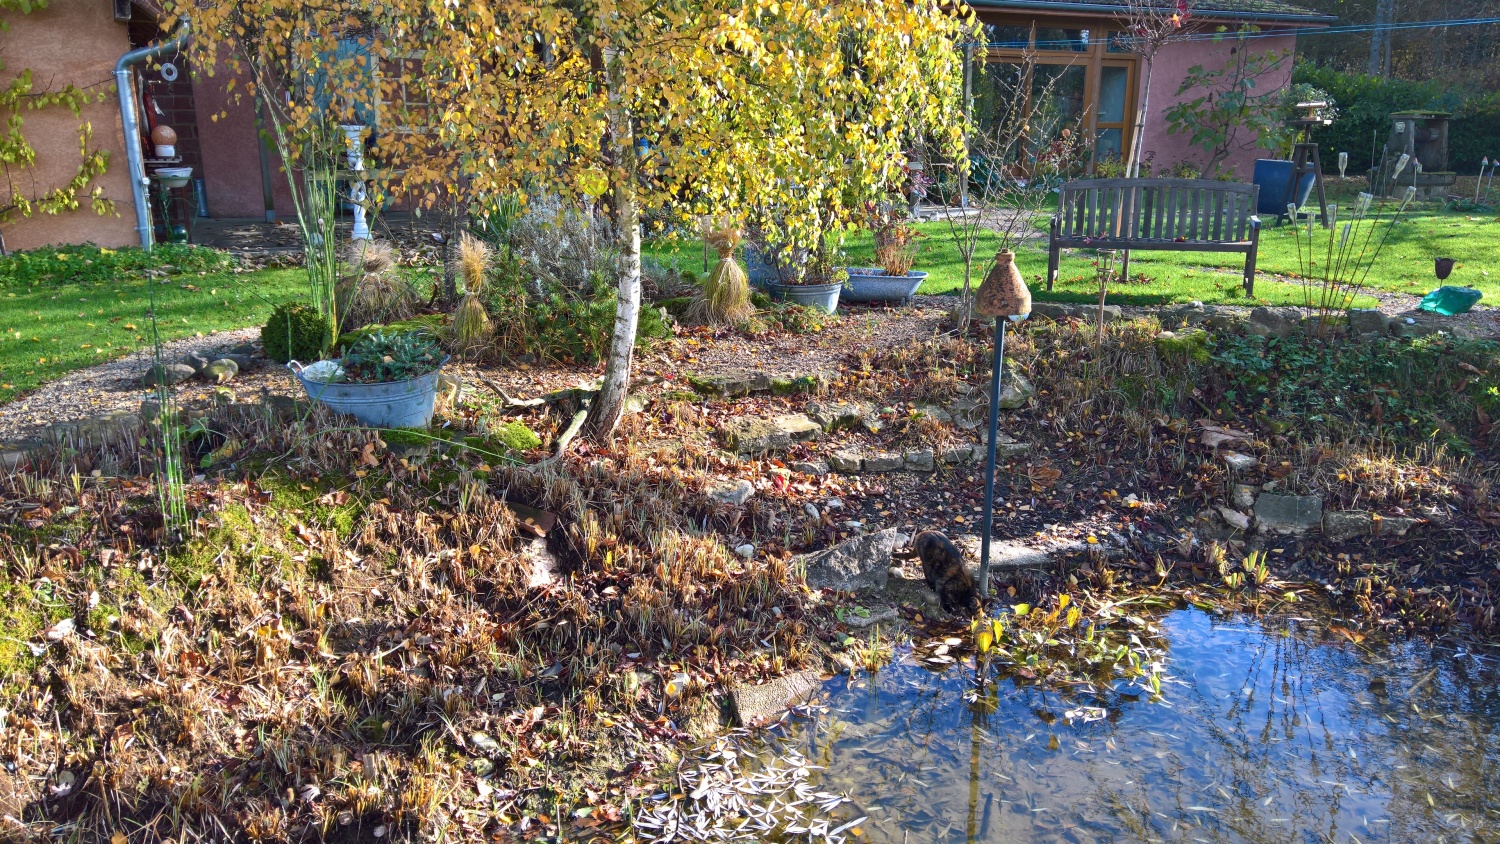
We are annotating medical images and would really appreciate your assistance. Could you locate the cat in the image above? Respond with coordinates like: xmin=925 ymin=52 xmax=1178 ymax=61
xmin=892 ymin=530 xmax=980 ymax=616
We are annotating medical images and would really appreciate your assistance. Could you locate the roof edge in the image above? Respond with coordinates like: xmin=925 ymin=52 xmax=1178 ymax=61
xmin=965 ymin=0 xmax=1337 ymax=25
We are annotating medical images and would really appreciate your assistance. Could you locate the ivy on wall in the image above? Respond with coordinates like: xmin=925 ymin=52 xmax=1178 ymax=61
xmin=1 ymin=0 xmax=116 ymax=253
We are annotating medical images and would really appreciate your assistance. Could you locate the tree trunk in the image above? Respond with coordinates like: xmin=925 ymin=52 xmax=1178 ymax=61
xmin=1367 ymin=0 xmax=1395 ymax=77
xmin=1126 ymin=57 xmax=1156 ymax=179
xmin=585 ymin=187 xmax=641 ymax=440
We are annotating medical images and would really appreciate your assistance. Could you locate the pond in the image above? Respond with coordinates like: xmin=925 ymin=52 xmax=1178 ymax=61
xmin=649 ymin=609 xmax=1500 ymax=844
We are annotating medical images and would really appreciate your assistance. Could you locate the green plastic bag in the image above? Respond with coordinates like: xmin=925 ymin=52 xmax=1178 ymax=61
xmin=1418 ymin=286 xmax=1482 ymax=316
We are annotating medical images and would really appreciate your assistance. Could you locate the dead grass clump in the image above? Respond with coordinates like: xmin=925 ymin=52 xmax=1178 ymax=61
xmin=687 ymin=221 xmax=754 ymax=326
xmin=335 ymin=240 xmax=420 ymax=330
xmin=451 ymin=233 xmax=494 ymax=355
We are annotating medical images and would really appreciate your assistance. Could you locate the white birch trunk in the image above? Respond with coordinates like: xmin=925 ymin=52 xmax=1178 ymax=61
xmin=585 ymin=187 xmax=641 ymax=439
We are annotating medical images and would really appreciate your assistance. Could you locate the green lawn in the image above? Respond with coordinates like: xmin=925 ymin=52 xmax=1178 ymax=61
xmin=0 ymin=266 xmax=305 ymax=405
xmin=648 ymin=210 xmax=1500 ymax=309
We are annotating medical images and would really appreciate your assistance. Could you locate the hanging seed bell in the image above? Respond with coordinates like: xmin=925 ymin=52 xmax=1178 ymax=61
xmin=976 ymin=249 xmax=1031 ymax=319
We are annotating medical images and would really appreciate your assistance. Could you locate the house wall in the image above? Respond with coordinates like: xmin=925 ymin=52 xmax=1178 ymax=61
xmin=192 ymin=61 xmax=295 ymax=220
xmin=1136 ymin=32 xmax=1300 ymax=179
xmin=2 ymin=0 xmax=136 ymax=252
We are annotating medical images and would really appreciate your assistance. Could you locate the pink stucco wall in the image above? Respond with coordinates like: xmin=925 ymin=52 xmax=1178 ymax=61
xmin=1136 ymin=32 xmax=1299 ymax=179
xmin=192 ymin=63 xmax=295 ymax=220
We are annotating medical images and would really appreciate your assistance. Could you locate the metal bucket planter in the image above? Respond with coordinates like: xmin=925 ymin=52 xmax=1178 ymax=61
xmin=772 ymin=282 xmax=842 ymax=314
xmin=842 ymin=267 xmax=926 ymax=303
xmin=290 ymin=358 xmax=447 ymax=428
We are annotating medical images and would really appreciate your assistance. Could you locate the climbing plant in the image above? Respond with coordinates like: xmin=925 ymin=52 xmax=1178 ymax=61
xmin=0 ymin=0 xmax=115 ymax=254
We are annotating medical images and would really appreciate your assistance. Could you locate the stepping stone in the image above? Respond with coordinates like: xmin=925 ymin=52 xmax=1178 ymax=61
xmin=863 ymin=452 xmax=903 ymax=473
xmin=719 ymin=414 xmax=821 ymax=455
xmin=1254 ymin=494 xmax=1323 ymax=534
xmin=904 ymin=449 xmax=935 ymax=472
xmin=829 ymin=450 xmax=863 ymax=473
xmin=806 ymin=400 xmax=874 ymax=433
xmin=729 ymin=669 xmax=823 ymax=727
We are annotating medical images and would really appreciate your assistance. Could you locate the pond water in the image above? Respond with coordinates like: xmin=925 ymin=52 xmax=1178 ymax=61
xmin=758 ymin=610 xmax=1500 ymax=844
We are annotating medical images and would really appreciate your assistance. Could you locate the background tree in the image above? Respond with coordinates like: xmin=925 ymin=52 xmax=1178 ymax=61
xmin=0 ymin=0 xmax=114 ymax=255
xmin=1115 ymin=0 xmax=1197 ymax=179
xmin=369 ymin=0 xmax=968 ymax=438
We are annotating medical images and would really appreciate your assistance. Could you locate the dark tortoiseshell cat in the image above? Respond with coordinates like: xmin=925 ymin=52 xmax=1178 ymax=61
xmin=893 ymin=530 xmax=980 ymax=616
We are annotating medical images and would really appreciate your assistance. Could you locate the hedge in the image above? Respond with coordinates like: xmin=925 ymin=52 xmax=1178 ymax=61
xmin=1292 ymin=64 xmax=1500 ymax=175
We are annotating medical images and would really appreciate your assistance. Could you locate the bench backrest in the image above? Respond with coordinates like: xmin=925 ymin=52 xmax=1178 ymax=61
xmin=1056 ymin=178 xmax=1260 ymax=243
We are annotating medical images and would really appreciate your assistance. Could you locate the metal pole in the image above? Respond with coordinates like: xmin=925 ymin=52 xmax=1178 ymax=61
xmin=978 ymin=319 xmax=1006 ymax=597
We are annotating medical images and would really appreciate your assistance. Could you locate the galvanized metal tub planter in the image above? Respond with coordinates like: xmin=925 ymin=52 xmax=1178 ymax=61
xmin=842 ymin=267 xmax=926 ymax=303
xmin=290 ymin=358 xmax=447 ymax=429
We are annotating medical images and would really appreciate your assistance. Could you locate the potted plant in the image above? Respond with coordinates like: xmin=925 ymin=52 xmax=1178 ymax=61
xmin=769 ymin=238 xmax=846 ymax=314
xmin=290 ymin=329 xmax=449 ymax=428
xmin=843 ymin=203 xmax=926 ymax=303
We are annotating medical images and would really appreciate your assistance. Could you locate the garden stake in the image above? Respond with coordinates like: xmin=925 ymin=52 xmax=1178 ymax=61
xmin=973 ymin=249 xmax=1030 ymax=598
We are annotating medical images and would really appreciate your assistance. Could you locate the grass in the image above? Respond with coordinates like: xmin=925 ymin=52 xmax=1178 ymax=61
xmin=647 ymin=207 xmax=1500 ymax=310
xmin=0 ymin=264 xmax=305 ymax=405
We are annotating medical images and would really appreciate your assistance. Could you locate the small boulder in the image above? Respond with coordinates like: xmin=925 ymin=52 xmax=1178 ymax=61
xmin=1221 ymin=451 xmax=1259 ymax=472
xmin=790 ymin=460 xmax=829 ymax=476
xmin=1217 ymin=505 xmax=1252 ymax=532
xmin=1230 ymin=483 xmax=1258 ymax=509
xmin=142 ymin=363 xmax=198 ymax=387
xmin=182 ymin=351 xmax=211 ymax=372
xmin=1323 ymin=510 xmax=1373 ymax=542
xmin=1030 ymin=302 xmax=1078 ymax=321
xmin=1247 ymin=306 xmax=1302 ymax=338
xmin=940 ymin=445 xmax=973 ymax=464
xmin=904 ymin=449 xmax=936 ymax=472
xmin=829 ymin=450 xmax=864 ymax=473
xmin=224 ymin=353 xmax=258 ymax=372
xmin=863 ymin=452 xmax=904 ymax=473
xmin=201 ymin=358 xmax=239 ymax=383
xmin=1348 ymin=308 xmax=1390 ymax=337
xmin=688 ymin=370 xmax=771 ymax=398
xmin=1254 ymin=493 xmax=1323 ymax=534
xmin=720 ymin=414 xmax=821 ymax=454
xmin=799 ymin=527 xmax=901 ymax=592
xmin=733 ymin=543 xmax=755 ymax=559
xmin=805 ymin=400 xmax=873 ymax=433
xmin=996 ymin=370 xmax=1036 ymax=410
xmin=730 ymin=669 xmax=823 ymax=727
xmin=707 ymin=479 xmax=755 ymax=506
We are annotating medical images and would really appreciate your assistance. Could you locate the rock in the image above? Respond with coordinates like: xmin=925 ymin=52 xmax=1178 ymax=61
xmin=915 ymin=404 xmax=953 ymax=424
xmin=1217 ymin=505 xmax=1252 ymax=531
xmin=829 ymin=450 xmax=864 ymax=473
xmin=1031 ymin=302 xmax=1078 ymax=320
xmin=720 ymin=414 xmax=821 ymax=454
xmin=1155 ymin=329 xmax=1209 ymax=362
xmin=1380 ymin=515 xmax=1420 ymax=535
xmin=1203 ymin=313 xmax=1246 ymax=331
xmin=939 ymin=445 xmax=967 ymax=464
xmin=803 ymin=503 xmax=821 ymax=520
xmin=707 ymin=479 xmax=755 ymax=506
xmin=769 ymin=372 xmax=832 ymax=395
xmin=182 ymin=351 xmax=211 ymax=372
xmin=799 ymin=527 xmax=901 ymax=592
xmin=951 ymin=370 xmax=1035 ymax=424
xmin=729 ymin=669 xmax=823 ymax=727
xmin=904 ymin=449 xmax=936 ymax=472
xmin=1254 ymin=493 xmax=1324 ymax=534
xmin=201 ymin=358 xmax=239 ymax=383
xmin=863 ymin=452 xmax=904 ymax=473
xmin=142 ymin=363 xmax=198 ymax=387
xmin=1348 ymin=308 xmax=1390 ymax=336
xmin=984 ymin=539 xmax=1056 ymax=569
xmin=1 ymin=445 xmax=35 ymax=471
xmin=1222 ymin=451 xmax=1259 ymax=472
xmin=688 ymin=370 xmax=771 ymax=397
xmin=1231 ymin=483 xmax=1258 ymax=509
xmin=1247 ymin=306 xmax=1302 ymax=338
xmin=845 ymin=607 xmax=899 ymax=629
xmin=805 ymin=400 xmax=873 ymax=433
xmin=734 ymin=543 xmax=755 ymax=559
xmin=1323 ymin=510 xmax=1373 ymax=541
xmin=229 ymin=341 xmax=260 ymax=356
xmin=1160 ymin=302 xmax=1209 ymax=326
xmin=1096 ymin=304 xmax=1125 ymax=323
xmin=225 ymin=352 xmax=258 ymax=372
xmin=790 ymin=460 xmax=829 ymax=476
xmin=980 ymin=431 xmax=1032 ymax=459
xmin=824 ymin=498 xmax=845 ymax=512
xmin=843 ymin=520 xmax=865 ymax=531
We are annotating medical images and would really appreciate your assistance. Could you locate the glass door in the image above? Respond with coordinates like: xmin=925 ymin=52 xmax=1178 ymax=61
xmin=1093 ymin=61 xmax=1133 ymax=170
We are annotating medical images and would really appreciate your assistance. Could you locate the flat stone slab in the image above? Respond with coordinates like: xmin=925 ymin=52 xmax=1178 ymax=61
xmin=1255 ymin=493 xmax=1323 ymax=534
xmin=800 ymin=527 xmax=900 ymax=592
xmin=729 ymin=669 xmax=823 ymax=727
xmin=805 ymin=400 xmax=874 ymax=432
xmin=688 ymin=370 xmax=831 ymax=398
xmin=707 ymin=479 xmax=755 ymax=506
xmin=719 ymin=414 xmax=821 ymax=454
xmin=863 ymin=452 xmax=904 ymax=473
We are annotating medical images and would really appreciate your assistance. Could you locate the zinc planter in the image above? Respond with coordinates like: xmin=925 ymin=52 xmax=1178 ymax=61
xmin=842 ymin=267 xmax=926 ymax=303
xmin=772 ymin=282 xmax=842 ymax=314
xmin=290 ymin=358 xmax=447 ymax=428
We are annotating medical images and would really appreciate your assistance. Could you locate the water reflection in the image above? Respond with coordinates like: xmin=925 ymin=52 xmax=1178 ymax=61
xmin=768 ymin=610 xmax=1500 ymax=843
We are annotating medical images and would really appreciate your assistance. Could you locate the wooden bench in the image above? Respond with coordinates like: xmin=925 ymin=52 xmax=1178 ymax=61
xmin=1048 ymin=178 xmax=1262 ymax=295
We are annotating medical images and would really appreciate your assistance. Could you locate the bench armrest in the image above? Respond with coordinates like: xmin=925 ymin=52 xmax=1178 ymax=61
xmin=1248 ymin=215 xmax=1261 ymax=230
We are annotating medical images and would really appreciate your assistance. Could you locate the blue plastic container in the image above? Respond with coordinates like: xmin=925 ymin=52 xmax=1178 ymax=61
xmin=1252 ymin=159 xmax=1316 ymax=217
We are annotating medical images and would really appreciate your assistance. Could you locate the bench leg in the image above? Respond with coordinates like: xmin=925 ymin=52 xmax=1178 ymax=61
xmin=1047 ymin=243 xmax=1059 ymax=291
xmin=1120 ymin=249 xmax=1130 ymax=282
xmin=1244 ymin=244 xmax=1258 ymax=297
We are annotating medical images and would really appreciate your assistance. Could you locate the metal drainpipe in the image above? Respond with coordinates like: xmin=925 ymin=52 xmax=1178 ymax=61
xmin=115 ymin=16 xmax=192 ymax=250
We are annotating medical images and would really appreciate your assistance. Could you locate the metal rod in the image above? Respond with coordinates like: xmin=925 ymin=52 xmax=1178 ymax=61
xmin=978 ymin=319 xmax=1006 ymax=597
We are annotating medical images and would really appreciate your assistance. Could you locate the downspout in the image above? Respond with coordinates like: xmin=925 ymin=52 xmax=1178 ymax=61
xmin=115 ymin=16 xmax=192 ymax=250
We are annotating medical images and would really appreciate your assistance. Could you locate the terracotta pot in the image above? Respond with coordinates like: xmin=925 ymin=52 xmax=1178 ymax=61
xmin=975 ymin=249 xmax=1031 ymax=318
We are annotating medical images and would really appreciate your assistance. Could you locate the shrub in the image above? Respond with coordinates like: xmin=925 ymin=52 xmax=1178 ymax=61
xmin=262 ymin=302 xmax=334 ymax=363
xmin=0 ymin=243 xmax=237 ymax=288
xmin=340 ymin=330 xmax=444 ymax=383
xmin=334 ymin=240 xmax=420 ymax=331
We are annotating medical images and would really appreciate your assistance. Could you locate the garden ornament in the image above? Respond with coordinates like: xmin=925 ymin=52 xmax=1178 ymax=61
xmin=975 ymin=249 xmax=1031 ymax=597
